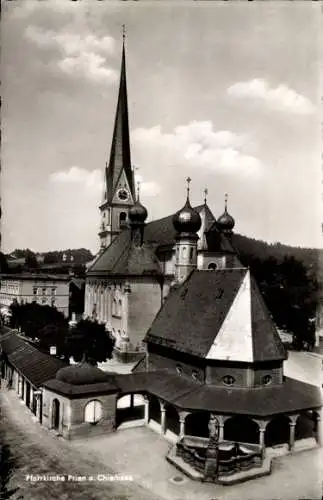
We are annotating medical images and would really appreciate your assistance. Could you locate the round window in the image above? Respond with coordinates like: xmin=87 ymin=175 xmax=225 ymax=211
xmin=84 ymin=400 xmax=103 ymax=425
xmin=262 ymin=375 xmax=272 ymax=386
xmin=117 ymin=189 xmax=129 ymax=201
xmin=222 ymin=375 xmax=235 ymax=386
xmin=176 ymin=365 xmax=183 ymax=375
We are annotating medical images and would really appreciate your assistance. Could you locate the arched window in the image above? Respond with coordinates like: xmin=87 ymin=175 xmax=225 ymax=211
xmin=119 ymin=212 xmax=127 ymax=228
xmin=190 ymin=247 xmax=194 ymax=260
xmin=112 ymin=298 xmax=117 ymax=317
xmin=208 ymin=262 xmax=217 ymax=270
xmin=84 ymin=400 xmax=103 ymax=424
xmin=262 ymin=375 xmax=272 ymax=385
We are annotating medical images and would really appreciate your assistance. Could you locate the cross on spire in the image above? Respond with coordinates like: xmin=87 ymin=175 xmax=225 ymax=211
xmin=136 ymin=181 xmax=141 ymax=202
xmin=122 ymin=24 xmax=126 ymax=42
xmin=204 ymin=187 xmax=208 ymax=205
xmin=186 ymin=177 xmax=191 ymax=200
xmin=225 ymin=193 xmax=228 ymax=211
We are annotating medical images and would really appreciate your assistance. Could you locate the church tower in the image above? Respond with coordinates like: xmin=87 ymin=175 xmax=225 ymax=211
xmin=173 ymin=178 xmax=202 ymax=284
xmin=99 ymin=27 xmax=135 ymax=250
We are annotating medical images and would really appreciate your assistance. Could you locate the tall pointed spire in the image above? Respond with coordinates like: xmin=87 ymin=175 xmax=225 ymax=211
xmin=105 ymin=25 xmax=134 ymax=202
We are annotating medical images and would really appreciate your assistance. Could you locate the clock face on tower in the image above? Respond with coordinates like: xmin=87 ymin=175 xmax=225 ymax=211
xmin=117 ymin=188 xmax=129 ymax=201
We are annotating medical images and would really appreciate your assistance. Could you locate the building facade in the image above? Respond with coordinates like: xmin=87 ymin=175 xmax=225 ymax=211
xmin=0 ymin=273 xmax=71 ymax=317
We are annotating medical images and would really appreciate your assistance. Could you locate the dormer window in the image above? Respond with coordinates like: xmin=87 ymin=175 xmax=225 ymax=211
xmin=222 ymin=375 xmax=235 ymax=386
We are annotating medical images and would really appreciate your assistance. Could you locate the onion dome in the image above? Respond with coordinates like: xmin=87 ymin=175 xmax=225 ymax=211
xmin=217 ymin=193 xmax=235 ymax=232
xmin=56 ymin=361 xmax=112 ymax=386
xmin=129 ymin=182 xmax=148 ymax=224
xmin=173 ymin=177 xmax=202 ymax=234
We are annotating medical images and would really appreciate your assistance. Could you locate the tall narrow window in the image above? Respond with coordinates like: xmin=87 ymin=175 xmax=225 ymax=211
xmin=119 ymin=212 xmax=127 ymax=228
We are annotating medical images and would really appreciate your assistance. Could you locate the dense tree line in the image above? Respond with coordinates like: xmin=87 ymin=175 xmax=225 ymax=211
xmin=235 ymin=248 xmax=319 ymax=349
xmin=8 ymin=303 xmax=115 ymax=365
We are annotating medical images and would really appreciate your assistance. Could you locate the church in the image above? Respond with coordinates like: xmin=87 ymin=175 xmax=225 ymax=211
xmin=84 ymin=34 xmax=242 ymax=358
xmin=1 ymin=30 xmax=322 ymax=487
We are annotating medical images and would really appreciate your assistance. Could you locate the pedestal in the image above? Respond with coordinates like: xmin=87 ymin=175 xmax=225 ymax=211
xmin=204 ymin=441 xmax=219 ymax=482
xmin=289 ymin=422 xmax=296 ymax=451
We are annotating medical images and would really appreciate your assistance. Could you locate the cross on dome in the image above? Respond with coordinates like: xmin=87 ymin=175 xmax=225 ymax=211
xmin=204 ymin=187 xmax=208 ymax=205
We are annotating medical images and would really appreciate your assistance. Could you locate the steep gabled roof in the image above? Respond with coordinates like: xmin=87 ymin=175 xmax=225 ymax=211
xmin=146 ymin=269 xmax=246 ymax=357
xmin=105 ymin=39 xmax=134 ymax=202
xmin=87 ymin=229 xmax=162 ymax=278
xmin=145 ymin=268 xmax=286 ymax=363
xmin=0 ymin=331 xmax=66 ymax=387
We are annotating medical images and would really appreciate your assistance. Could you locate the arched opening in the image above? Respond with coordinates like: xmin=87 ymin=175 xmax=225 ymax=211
xmin=295 ymin=411 xmax=316 ymax=441
xmin=32 ymin=394 xmax=37 ymax=416
xmin=116 ymin=393 xmax=145 ymax=428
xmin=25 ymin=381 xmax=31 ymax=408
xmin=165 ymin=404 xmax=180 ymax=436
xmin=185 ymin=411 xmax=210 ymax=438
xmin=208 ymin=262 xmax=217 ymax=270
xmin=148 ymin=395 xmax=161 ymax=424
xmin=265 ymin=415 xmax=290 ymax=447
xmin=119 ymin=212 xmax=127 ymax=228
xmin=52 ymin=399 xmax=60 ymax=430
xmin=224 ymin=416 xmax=259 ymax=444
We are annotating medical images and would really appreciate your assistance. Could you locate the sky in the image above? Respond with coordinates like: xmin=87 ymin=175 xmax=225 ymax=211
xmin=2 ymin=0 xmax=322 ymax=254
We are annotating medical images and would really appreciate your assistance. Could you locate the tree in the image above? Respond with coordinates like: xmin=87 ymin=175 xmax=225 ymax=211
xmin=9 ymin=303 xmax=68 ymax=341
xmin=64 ymin=319 xmax=115 ymax=365
xmin=37 ymin=323 xmax=68 ymax=357
xmin=23 ymin=250 xmax=38 ymax=271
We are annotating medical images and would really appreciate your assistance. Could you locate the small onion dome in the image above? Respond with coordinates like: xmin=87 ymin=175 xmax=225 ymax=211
xmin=217 ymin=209 xmax=235 ymax=232
xmin=128 ymin=200 xmax=148 ymax=224
xmin=173 ymin=198 xmax=202 ymax=234
xmin=56 ymin=362 xmax=112 ymax=386
xmin=217 ymin=194 xmax=235 ymax=232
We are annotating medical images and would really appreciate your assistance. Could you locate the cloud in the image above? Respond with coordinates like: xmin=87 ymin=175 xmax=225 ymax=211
xmin=134 ymin=174 xmax=161 ymax=197
xmin=132 ymin=121 xmax=262 ymax=176
xmin=50 ymin=166 xmax=103 ymax=195
xmin=228 ymin=79 xmax=315 ymax=115
xmin=25 ymin=26 xmax=117 ymax=84
xmin=50 ymin=166 xmax=160 ymax=199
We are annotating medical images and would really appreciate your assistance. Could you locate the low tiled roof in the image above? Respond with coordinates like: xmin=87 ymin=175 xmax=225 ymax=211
xmin=87 ymin=230 xmax=162 ymax=278
xmin=42 ymin=378 xmax=118 ymax=397
xmin=0 ymin=331 xmax=66 ymax=387
xmin=114 ymin=371 xmax=322 ymax=416
xmin=145 ymin=268 xmax=286 ymax=363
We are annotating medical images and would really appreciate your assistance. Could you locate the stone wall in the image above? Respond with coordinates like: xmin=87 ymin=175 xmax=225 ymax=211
xmin=42 ymin=388 xmax=118 ymax=440
xmin=148 ymin=352 xmax=204 ymax=382
xmin=128 ymin=279 xmax=163 ymax=347
xmin=205 ymin=362 xmax=283 ymax=388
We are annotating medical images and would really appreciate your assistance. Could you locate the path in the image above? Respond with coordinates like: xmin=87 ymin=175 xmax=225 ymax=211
xmin=0 ymin=389 xmax=161 ymax=500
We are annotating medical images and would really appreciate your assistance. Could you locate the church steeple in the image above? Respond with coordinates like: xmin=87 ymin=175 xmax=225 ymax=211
xmin=99 ymin=26 xmax=135 ymax=250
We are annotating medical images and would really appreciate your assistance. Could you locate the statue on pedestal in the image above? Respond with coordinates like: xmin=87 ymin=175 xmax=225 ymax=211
xmin=204 ymin=414 xmax=220 ymax=482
